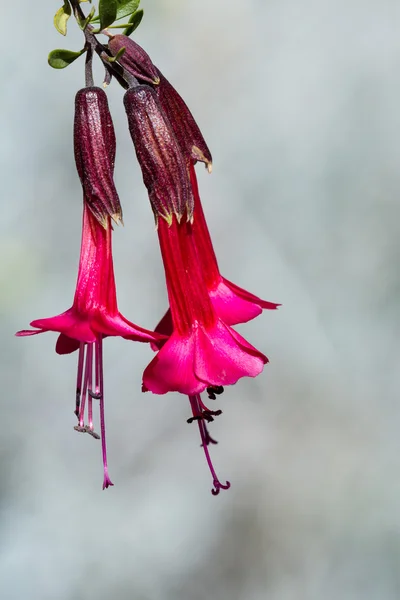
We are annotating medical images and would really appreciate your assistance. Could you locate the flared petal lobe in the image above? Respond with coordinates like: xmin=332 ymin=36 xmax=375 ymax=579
xmin=209 ymin=277 xmax=279 ymax=325
xmin=143 ymin=320 xmax=267 ymax=395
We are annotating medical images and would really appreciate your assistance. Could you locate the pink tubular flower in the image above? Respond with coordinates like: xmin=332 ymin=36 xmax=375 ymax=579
xmin=153 ymin=163 xmax=280 ymax=338
xmin=16 ymin=204 xmax=163 ymax=489
xmin=142 ymin=214 xmax=268 ymax=396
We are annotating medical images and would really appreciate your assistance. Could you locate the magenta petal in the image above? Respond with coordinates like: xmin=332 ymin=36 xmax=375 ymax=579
xmin=97 ymin=312 xmax=163 ymax=343
xmin=193 ymin=321 xmax=267 ymax=386
xmin=15 ymin=329 xmax=45 ymax=337
xmin=222 ymin=278 xmax=280 ymax=311
xmin=210 ymin=280 xmax=263 ymax=325
xmin=224 ymin=325 xmax=269 ymax=362
xmin=56 ymin=334 xmax=80 ymax=355
xmin=150 ymin=309 xmax=173 ymax=351
xmin=30 ymin=312 xmax=97 ymax=344
xmin=143 ymin=320 xmax=268 ymax=396
xmin=142 ymin=333 xmax=205 ymax=395
xmin=209 ymin=278 xmax=280 ymax=326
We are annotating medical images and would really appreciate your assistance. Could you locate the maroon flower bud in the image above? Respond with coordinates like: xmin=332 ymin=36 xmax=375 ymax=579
xmin=74 ymin=87 xmax=122 ymax=228
xmin=155 ymin=69 xmax=212 ymax=171
xmin=123 ymin=85 xmax=193 ymax=224
xmin=108 ymin=36 xmax=212 ymax=169
xmin=108 ymin=35 xmax=160 ymax=85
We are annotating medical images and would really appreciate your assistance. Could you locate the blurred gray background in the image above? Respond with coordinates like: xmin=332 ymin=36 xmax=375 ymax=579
xmin=1 ymin=0 xmax=400 ymax=598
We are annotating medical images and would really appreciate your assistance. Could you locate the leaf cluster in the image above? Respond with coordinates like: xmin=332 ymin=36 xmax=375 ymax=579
xmin=49 ymin=0 xmax=143 ymax=69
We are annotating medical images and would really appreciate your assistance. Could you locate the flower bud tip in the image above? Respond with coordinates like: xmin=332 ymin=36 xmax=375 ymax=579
xmin=162 ymin=213 xmax=174 ymax=227
xmin=98 ymin=215 xmax=109 ymax=230
xmin=192 ymin=146 xmax=213 ymax=172
xmin=112 ymin=213 xmax=124 ymax=227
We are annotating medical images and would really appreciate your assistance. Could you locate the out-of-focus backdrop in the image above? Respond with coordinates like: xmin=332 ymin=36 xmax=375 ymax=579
xmin=1 ymin=1 xmax=400 ymax=598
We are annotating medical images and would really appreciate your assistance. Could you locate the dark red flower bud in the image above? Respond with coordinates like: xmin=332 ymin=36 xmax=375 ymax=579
xmin=74 ymin=87 xmax=122 ymax=228
xmin=108 ymin=35 xmax=160 ymax=85
xmin=108 ymin=36 xmax=212 ymax=169
xmin=155 ymin=69 xmax=212 ymax=171
xmin=123 ymin=85 xmax=193 ymax=224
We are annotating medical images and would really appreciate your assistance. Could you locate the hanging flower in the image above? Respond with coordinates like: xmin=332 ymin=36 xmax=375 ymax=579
xmin=16 ymin=204 xmax=164 ymax=489
xmin=142 ymin=214 xmax=268 ymax=395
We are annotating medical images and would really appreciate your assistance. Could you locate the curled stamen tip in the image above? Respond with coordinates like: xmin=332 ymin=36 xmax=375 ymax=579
xmin=103 ymin=476 xmax=114 ymax=490
xmin=211 ymin=480 xmax=231 ymax=496
xmin=88 ymin=390 xmax=102 ymax=400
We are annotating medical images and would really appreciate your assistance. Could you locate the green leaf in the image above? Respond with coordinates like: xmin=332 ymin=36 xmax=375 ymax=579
xmin=116 ymin=0 xmax=140 ymax=21
xmin=98 ymin=0 xmax=117 ymax=30
xmin=48 ymin=48 xmax=85 ymax=69
xmin=79 ymin=5 xmax=95 ymax=30
xmin=91 ymin=0 xmax=140 ymax=24
xmin=123 ymin=9 xmax=143 ymax=36
xmin=53 ymin=1 xmax=72 ymax=36
xmin=106 ymin=46 xmax=126 ymax=62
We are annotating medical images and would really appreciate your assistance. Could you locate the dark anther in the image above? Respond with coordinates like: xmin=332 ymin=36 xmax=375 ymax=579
xmin=187 ymin=409 xmax=222 ymax=424
xmin=211 ymin=480 xmax=231 ymax=496
xmin=75 ymin=388 xmax=81 ymax=417
xmin=203 ymin=409 xmax=222 ymax=420
xmin=206 ymin=386 xmax=224 ymax=400
xmin=88 ymin=390 xmax=102 ymax=400
xmin=187 ymin=414 xmax=213 ymax=424
xmin=85 ymin=426 xmax=100 ymax=440
xmin=74 ymin=425 xmax=86 ymax=433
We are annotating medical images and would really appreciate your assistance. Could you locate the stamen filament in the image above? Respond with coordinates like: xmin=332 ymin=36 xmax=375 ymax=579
xmin=75 ymin=343 xmax=85 ymax=417
xmin=87 ymin=343 xmax=94 ymax=430
xmin=96 ymin=337 xmax=114 ymax=489
xmin=78 ymin=343 xmax=91 ymax=428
